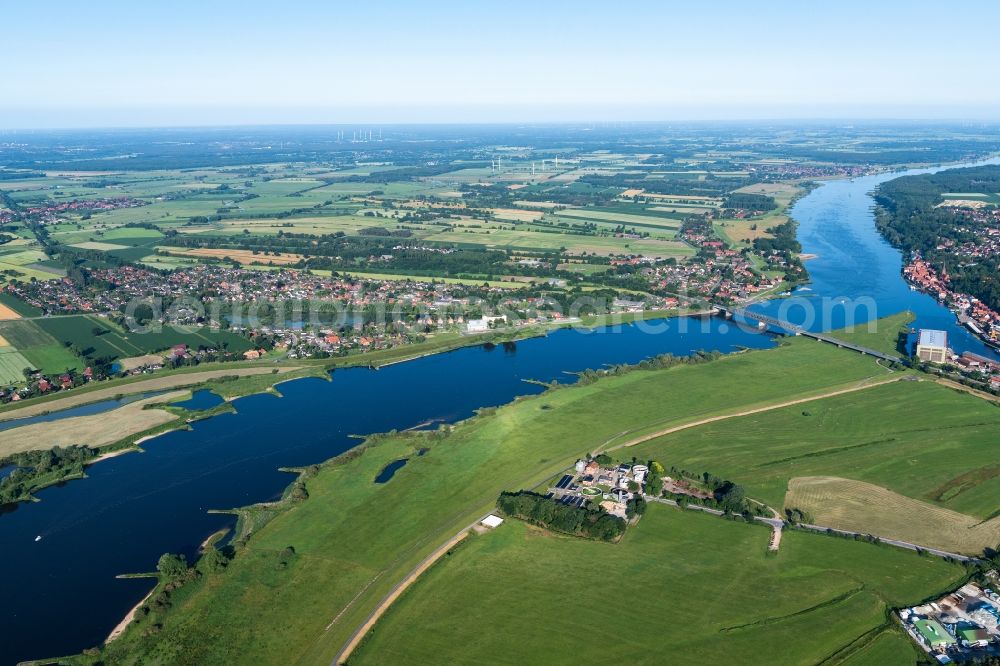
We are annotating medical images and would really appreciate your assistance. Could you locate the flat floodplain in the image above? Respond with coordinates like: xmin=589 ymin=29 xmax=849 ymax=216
xmin=97 ymin=340 xmax=895 ymax=663
xmin=353 ymin=506 xmax=955 ymax=665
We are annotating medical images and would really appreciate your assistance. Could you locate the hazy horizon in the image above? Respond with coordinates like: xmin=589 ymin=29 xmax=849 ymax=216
xmin=6 ymin=0 xmax=1000 ymax=129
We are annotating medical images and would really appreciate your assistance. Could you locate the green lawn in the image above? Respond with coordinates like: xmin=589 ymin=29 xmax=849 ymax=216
xmin=97 ymin=339 xmax=889 ymax=664
xmin=354 ymin=507 xmax=963 ymax=665
xmin=827 ymin=310 xmax=915 ymax=357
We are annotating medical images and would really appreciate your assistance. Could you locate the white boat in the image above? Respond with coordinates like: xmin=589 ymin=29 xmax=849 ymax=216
xmin=34 ymin=535 xmax=41 ymax=542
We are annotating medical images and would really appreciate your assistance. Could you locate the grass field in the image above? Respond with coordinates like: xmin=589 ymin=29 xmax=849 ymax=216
xmin=0 ymin=346 xmax=34 ymax=384
xmin=353 ymin=507 xmax=962 ymax=665
xmin=827 ymin=310 xmax=914 ymax=356
xmin=97 ymin=339 xmax=891 ymax=664
xmin=786 ymin=476 xmax=1000 ymax=554
xmin=627 ymin=379 xmax=1000 ymax=553
xmin=0 ymin=319 xmax=82 ymax=376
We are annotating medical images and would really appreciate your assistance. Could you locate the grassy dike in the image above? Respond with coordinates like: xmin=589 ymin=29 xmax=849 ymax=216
xmin=72 ymin=337 xmax=895 ymax=665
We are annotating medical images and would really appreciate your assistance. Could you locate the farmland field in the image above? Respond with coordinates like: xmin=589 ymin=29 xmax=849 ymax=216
xmin=422 ymin=227 xmax=692 ymax=256
xmin=0 ymin=320 xmax=82 ymax=375
xmin=352 ymin=507 xmax=959 ymax=665
xmin=34 ymin=315 xmax=253 ymax=360
xmin=0 ymin=391 xmax=185 ymax=456
xmin=785 ymin=476 xmax=1000 ymax=554
xmin=0 ymin=346 xmax=34 ymax=384
xmin=554 ymin=207 xmax=684 ymax=227
xmin=157 ymin=247 xmax=305 ymax=265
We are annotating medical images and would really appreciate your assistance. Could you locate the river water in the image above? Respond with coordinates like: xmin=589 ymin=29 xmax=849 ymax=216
xmin=1 ymin=158 xmax=997 ymax=664
xmin=751 ymin=158 xmax=1000 ymax=361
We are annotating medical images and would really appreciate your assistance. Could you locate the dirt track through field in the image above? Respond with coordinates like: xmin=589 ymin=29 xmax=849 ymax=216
xmin=615 ymin=376 xmax=903 ymax=451
xmin=332 ymin=517 xmax=480 ymax=664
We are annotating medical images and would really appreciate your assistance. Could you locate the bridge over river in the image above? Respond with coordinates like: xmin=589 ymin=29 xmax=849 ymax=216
xmin=711 ymin=305 xmax=903 ymax=363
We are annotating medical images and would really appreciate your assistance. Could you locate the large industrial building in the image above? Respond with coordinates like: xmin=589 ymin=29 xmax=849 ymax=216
xmin=916 ymin=329 xmax=949 ymax=363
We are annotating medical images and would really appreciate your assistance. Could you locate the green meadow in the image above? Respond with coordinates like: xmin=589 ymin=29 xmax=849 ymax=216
xmin=354 ymin=507 xmax=956 ymax=665
xmin=627 ymin=379 xmax=1000 ymax=546
xmin=96 ymin=339 xmax=895 ymax=664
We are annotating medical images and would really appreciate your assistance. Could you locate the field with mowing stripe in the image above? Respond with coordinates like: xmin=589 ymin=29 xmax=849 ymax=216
xmin=555 ymin=207 xmax=684 ymax=227
xmin=785 ymin=476 xmax=1000 ymax=554
xmin=0 ymin=391 xmax=185 ymax=456
xmin=0 ymin=319 xmax=83 ymax=376
xmin=0 ymin=347 xmax=34 ymax=384
xmin=34 ymin=315 xmax=253 ymax=361
xmin=353 ymin=507 xmax=961 ymax=665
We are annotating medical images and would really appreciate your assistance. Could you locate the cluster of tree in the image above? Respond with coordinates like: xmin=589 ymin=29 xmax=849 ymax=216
xmin=752 ymin=220 xmax=801 ymax=254
xmin=358 ymin=226 xmax=412 ymax=238
xmin=0 ymin=445 xmax=97 ymax=504
xmin=701 ymin=473 xmax=748 ymax=513
xmin=0 ymin=170 xmax=45 ymax=181
xmin=625 ymin=495 xmax=647 ymax=519
xmin=497 ymin=490 xmax=626 ymax=541
xmin=659 ymin=467 xmax=767 ymax=518
xmin=575 ymin=350 xmax=723 ymax=386
xmin=784 ymin=507 xmax=814 ymax=524
xmin=723 ymin=193 xmax=777 ymax=211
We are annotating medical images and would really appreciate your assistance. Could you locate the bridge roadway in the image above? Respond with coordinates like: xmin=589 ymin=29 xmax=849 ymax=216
xmin=712 ymin=305 xmax=903 ymax=363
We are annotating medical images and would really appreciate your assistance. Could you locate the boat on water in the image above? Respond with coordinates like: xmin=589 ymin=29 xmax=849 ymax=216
xmin=34 ymin=536 xmax=41 ymax=542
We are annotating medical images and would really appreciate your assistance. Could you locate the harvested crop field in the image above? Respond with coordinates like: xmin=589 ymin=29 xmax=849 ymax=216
xmin=158 ymin=247 xmax=305 ymax=265
xmin=70 ymin=241 xmax=131 ymax=251
xmin=558 ymin=208 xmax=683 ymax=227
xmin=785 ymin=476 xmax=1000 ymax=555
xmin=0 ymin=303 xmax=23 ymax=321
xmin=489 ymin=208 xmax=544 ymax=221
xmin=512 ymin=200 xmax=564 ymax=209
xmin=0 ymin=391 xmax=187 ymax=456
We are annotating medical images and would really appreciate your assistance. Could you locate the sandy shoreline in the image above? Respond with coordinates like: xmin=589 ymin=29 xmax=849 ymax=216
xmin=86 ymin=447 xmax=138 ymax=466
xmin=106 ymin=586 xmax=156 ymax=643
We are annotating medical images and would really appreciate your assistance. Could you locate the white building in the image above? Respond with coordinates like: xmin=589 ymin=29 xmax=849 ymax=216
xmin=480 ymin=514 xmax=504 ymax=529
xmin=916 ymin=329 xmax=949 ymax=363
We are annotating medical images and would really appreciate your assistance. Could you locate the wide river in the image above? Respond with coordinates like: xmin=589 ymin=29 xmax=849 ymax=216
xmin=1 ymin=159 xmax=998 ymax=664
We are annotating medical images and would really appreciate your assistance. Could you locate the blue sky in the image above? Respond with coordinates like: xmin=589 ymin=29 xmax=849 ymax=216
xmin=5 ymin=0 xmax=1000 ymax=127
